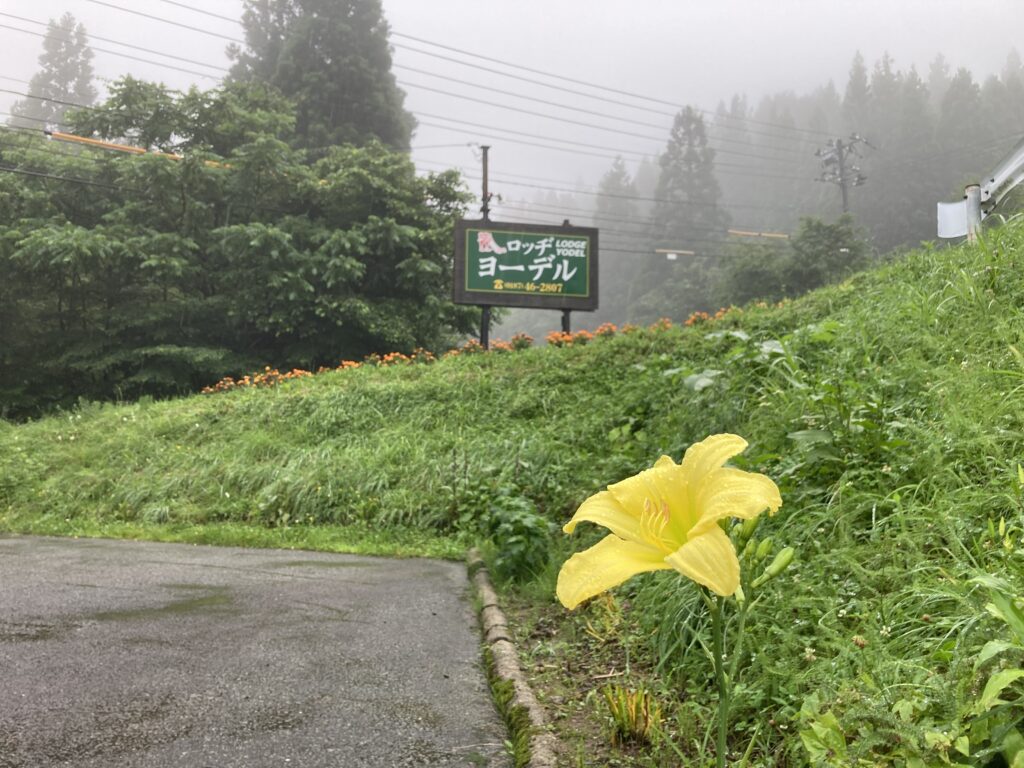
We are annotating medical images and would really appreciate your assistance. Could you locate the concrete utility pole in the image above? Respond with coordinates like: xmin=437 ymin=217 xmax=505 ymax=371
xmin=479 ymin=145 xmax=491 ymax=349
xmin=816 ymin=135 xmax=872 ymax=213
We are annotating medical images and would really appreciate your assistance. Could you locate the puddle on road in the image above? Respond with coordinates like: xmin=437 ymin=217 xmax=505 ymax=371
xmin=0 ymin=621 xmax=69 ymax=642
xmin=86 ymin=586 xmax=236 ymax=622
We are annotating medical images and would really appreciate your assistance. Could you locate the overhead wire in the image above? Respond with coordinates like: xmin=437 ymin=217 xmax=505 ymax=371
xmin=6 ymin=79 xmax=815 ymax=182
xmin=146 ymin=0 xmax=823 ymax=146
xmin=0 ymin=163 xmax=128 ymax=191
xmin=84 ymin=0 xmax=245 ymax=44
xmin=153 ymin=0 xmax=238 ymax=24
xmin=460 ymin=172 xmax=796 ymax=212
xmin=0 ymin=12 xmax=227 ymax=74
xmin=394 ymin=64 xmax=807 ymax=157
xmin=0 ymin=21 xmax=220 ymax=80
xmin=416 ymin=151 xmax=812 ymax=183
xmin=399 ymin=79 xmax=806 ymax=165
xmin=393 ymin=42 xmax=813 ymax=148
xmin=88 ymin=0 xmax=828 ymax=148
xmin=388 ymin=31 xmax=832 ymax=139
xmin=1 ymin=14 xmax=813 ymax=168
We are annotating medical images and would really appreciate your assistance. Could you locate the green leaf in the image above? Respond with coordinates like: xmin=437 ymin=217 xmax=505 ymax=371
xmin=975 ymin=669 xmax=1024 ymax=714
xmin=682 ymin=369 xmax=722 ymax=392
xmin=975 ymin=640 xmax=1017 ymax=671
xmin=787 ymin=429 xmax=834 ymax=447
xmin=954 ymin=735 xmax=969 ymax=757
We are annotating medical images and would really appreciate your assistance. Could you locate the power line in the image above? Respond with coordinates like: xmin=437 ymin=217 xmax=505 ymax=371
xmin=0 ymin=131 xmax=126 ymax=168
xmin=0 ymin=110 xmax=68 ymax=127
xmin=395 ymin=43 xmax=811 ymax=150
xmin=91 ymin=0 xmax=828 ymax=146
xmin=0 ymin=163 xmax=126 ymax=191
xmin=4 ymin=14 xmax=804 ymax=167
xmin=0 ymin=21 xmax=221 ymax=80
xmin=84 ymin=0 xmax=245 ymax=44
xmin=153 ymin=0 xmax=238 ymax=25
xmin=0 ymin=12 xmax=227 ymax=74
xmin=401 ymin=79 xmax=805 ymax=166
xmin=389 ymin=31 xmax=832 ymax=139
xmin=418 ymin=153 xmax=810 ymax=186
xmin=0 ymin=87 xmax=107 ymax=115
xmin=491 ymin=199 xmax=766 ymax=238
xmin=417 ymin=113 xmax=648 ymax=158
xmin=7 ymin=87 xmax=812 ymax=213
xmin=464 ymin=172 xmax=792 ymax=212
xmin=396 ymin=64 xmax=806 ymax=158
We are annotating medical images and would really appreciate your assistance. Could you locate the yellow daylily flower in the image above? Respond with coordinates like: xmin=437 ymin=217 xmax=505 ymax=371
xmin=557 ymin=434 xmax=781 ymax=609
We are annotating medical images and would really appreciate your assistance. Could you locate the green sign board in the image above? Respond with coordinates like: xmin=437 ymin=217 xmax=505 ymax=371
xmin=452 ymin=219 xmax=599 ymax=310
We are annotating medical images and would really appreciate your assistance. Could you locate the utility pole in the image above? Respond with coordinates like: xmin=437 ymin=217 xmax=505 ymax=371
xmin=479 ymin=145 xmax=492 ymax=349
xmin=835 ymin=139 xmax=849 ymax=213
xmin=480 ymin=144 xmax=492 ymax=221
xmin=816 ymin=134 xmax=872 ymax=213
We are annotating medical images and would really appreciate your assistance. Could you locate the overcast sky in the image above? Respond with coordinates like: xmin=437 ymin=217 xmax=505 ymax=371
xmin=1 ymin=0 xmax=1021 ymax=218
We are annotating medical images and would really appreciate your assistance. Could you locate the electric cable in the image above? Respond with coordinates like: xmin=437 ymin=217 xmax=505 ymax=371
xmin=94 ymin=0 xmax=831 ymax=143
xmin=0 ymin=22 xmax=220 ymax=80
xmin=0 ymin=12 xmax=227 ymax=73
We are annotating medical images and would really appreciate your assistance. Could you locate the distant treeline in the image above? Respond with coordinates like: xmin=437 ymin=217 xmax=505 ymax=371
xmin=501 ymin=50 xmax=1024 ymax=335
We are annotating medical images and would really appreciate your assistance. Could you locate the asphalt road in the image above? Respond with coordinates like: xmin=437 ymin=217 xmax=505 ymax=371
xmin=0 ymin=536 xmax=510 ymax=767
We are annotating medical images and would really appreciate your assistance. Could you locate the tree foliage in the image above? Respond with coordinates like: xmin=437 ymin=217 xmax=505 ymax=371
xmin=9 ymin=13 xmax=96 ymax=130
xmin=0 ymin=79 xmax=473 ymax=418
xmin=716 ymin=215 xmax=869 ymax=306
xmin=630 ymin=107 xmax=730 ymax=322
xmin=228 ymin=0 xmax=415 ymax=152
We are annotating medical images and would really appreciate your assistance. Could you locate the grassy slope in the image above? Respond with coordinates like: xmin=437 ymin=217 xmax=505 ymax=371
xmin=3 ymin=221 xmax=1024 ymax=763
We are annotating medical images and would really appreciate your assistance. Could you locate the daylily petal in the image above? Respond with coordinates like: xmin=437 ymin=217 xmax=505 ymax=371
xmin=563 ymin=490 xmax=644 ymax=543
xmin=689 ymin=467 xmax=782 ymax=536
xmin=664 ymin=525 xmax=740 ymax=596
xmin=606 ymin=456 xmax=695 ymax=541
xmin=680 ymin=434 xmax=748 ymax=489
xmin=556 ymin=534 xmax=671 ymax=610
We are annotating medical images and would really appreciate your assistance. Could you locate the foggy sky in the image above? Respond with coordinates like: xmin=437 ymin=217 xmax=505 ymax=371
xmin=1 ymin=0 xmax=1021 ymax=218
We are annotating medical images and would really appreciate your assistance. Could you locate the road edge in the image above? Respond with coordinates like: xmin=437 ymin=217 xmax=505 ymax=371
xmin=468 ymin=549 xmax=558 ymax=768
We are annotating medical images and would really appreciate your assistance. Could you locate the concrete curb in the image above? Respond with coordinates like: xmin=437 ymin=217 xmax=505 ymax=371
xmin=468 ymin=549 xmax=559 ymax=768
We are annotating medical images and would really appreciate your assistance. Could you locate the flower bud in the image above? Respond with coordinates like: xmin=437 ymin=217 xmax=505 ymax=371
xmin=742 ymin=537 xmax=757 ymax=560
xmin=740 ymin=516 xmax=760 ymax=542
xmin=752 ymin=547 xmax=795 ymax=588
xmin=755 ymin=537 xmax=774 ymax=562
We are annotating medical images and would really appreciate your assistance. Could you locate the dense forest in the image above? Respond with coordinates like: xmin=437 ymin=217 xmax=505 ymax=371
xmin=499 ymin=50 xmax=1024 ymax=333
xmin=0 ymin=1 xmax=475 ymax=418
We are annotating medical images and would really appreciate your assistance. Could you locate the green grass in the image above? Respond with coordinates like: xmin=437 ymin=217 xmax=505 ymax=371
xmin=0 ymin=512 xmax=464 ymax=559
xmin=4 ymin=219 xmax=1024 ymax=764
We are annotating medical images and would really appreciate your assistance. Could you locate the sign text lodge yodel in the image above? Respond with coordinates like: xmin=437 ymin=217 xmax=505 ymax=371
xmin=452 ymin=220 xmax=599 ymax=311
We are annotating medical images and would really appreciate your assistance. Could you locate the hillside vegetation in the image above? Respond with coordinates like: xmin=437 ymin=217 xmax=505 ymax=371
xmin=3 ymin=220 xmax=1024 ymax=765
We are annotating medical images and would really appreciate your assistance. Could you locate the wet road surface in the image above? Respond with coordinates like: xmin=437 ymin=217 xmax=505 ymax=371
xmin=0 ymin=535 xmax=509 ymax=767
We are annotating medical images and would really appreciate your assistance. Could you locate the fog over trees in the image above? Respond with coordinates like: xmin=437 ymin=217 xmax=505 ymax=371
xmin=498 ymin=48 xmax=1024 ymax=334
xmin=1 ymin=2 xmax=1022 ymax=412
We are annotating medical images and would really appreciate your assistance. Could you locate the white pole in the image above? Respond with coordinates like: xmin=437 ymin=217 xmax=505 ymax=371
xmin=965 ymin=184 xmax=982 ymax=243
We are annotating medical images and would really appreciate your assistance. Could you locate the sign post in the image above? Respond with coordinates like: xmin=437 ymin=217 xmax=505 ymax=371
xmin=452 ymin=220 xmax=600 ymax=325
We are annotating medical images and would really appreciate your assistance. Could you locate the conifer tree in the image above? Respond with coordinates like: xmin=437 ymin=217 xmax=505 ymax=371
xmin=9 ymin=13 xmax=96 ymax=130
xmin=843 ymin=51 xmax=871 ymax=132
xmin=590 ymin=157 xmax=639 ymax=325
xmin=228 ymin=0 xmax=415 ymax=153
xmin=630 ymin=107 xmax=729 ymax=322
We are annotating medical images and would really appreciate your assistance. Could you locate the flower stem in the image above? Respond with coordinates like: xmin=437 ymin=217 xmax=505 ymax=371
xmin=710 ymin=594 xmax=729 ymax=768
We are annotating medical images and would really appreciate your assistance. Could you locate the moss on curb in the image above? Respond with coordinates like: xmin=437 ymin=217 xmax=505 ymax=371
xmin=484 ymin=645 xmax=533 ymax=768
